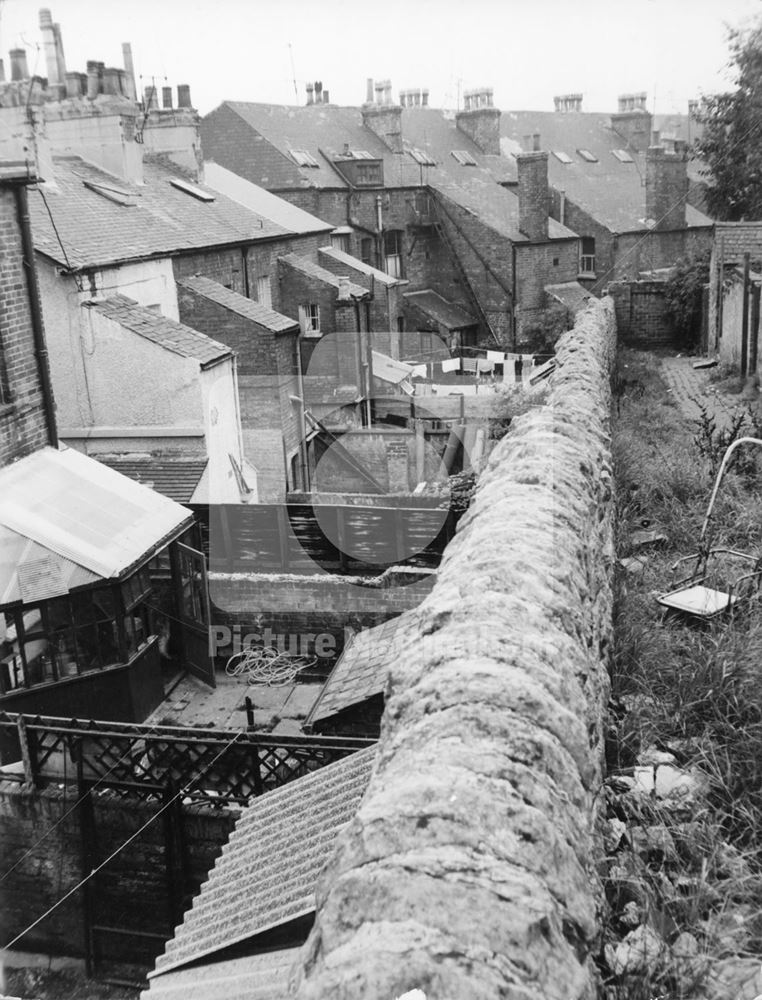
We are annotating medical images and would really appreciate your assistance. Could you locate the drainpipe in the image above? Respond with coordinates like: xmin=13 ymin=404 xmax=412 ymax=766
xmin=511 ymin=243 xmax=517 ymax=351
xmin=376 ymin=193 xmax=384 ymax=272
xmin=293 ymin=342 xmax=310 ymax=490
xmin=15 ymin=182 xmax=58 ymax=447
xmin=741 ymin=252 xmax=750 ymax=377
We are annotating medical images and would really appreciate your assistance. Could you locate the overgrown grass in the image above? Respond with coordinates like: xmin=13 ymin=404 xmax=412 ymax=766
xmin=607 ymin=348 xmax=762 ymax=997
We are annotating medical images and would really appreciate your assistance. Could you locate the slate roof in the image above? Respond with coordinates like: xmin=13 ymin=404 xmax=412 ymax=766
xmin=317 ymin=245 xmax=402 ymax=286
xmin=202 ymin=160 xmax=332 ymax=235
xmin=87 ymin=295 xmax=233 ymax=367
xmin=714 ymin=222 xmax=762 ymax=264
xmin=278 ymin=253 xmax=368 ymax=297
xmin=94 ymin=455 xmax=208 ymax=503
xmin=500 ymin=111 xmax=712 ymax=233
xmin=176 ymin=275 xmax=299 ymax=333
xmin=151 ymin=745 xmax=376 ymax=977
xmin=305 ymin=612 xmax=420 ymax=727
xmin=404 ymin=289 xmax=478 ymax=330
xmin=431 ymin=170 xmax=577 ymax=243
xmin=203 ymin=101 xmax=422 ymax=190
xmin=29 ymin=154 xmax=291 ymax=270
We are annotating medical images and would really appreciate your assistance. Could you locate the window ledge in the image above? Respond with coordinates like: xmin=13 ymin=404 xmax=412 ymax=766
xmin=577 ymin=272 xmax=597 ymax=280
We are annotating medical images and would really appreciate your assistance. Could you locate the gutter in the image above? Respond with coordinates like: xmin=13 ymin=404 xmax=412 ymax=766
xmin=15 ymin=182 xmax=58 ymax=447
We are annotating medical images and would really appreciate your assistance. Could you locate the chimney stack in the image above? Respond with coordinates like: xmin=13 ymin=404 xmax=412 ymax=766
xmin=122 ymin=43 xmax=137 ymax=101
xmin=362 ymin=77 xmax=402 ymax=152
xmin=9 ymin=49 xmax=29 ymax=81
xmin=65 ymin=71 xmax=84 ymax=98
xmin=39 ymin=9 xmax=64 ymax=97
xmin=86 ymin=60 xmax=100 ymax=99
xmin=177 ymin=84 xmax=192 ymax=108
xmin=456 ymin=86 xmax=501 ymax=155
xmin=646 ymin=143 xmax=688 ymax=230
xmin=517 ymin=151 xmax=549 ymax=241
xmin=554 ymin=93 xmax=583 ymax=113
xmin=611 ymin=92 xmax=652 ymax=153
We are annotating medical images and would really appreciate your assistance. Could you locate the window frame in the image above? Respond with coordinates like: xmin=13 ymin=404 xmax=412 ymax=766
xmin=383 ymin=230 xmax=404 ymax=279
xmin=580 ymin=236 xmax=596 ymax=275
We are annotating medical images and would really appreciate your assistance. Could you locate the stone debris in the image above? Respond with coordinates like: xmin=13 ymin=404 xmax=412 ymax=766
xmin=629 ymin=528 xmax=668 ymax=550
xmin=702 ymin=958 xmax=762 ymax=1000
xmin=606 ymin=924 xmax=666 ymax=977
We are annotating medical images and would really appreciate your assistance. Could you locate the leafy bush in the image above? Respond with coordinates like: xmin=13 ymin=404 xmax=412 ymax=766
xmin=663 ymin=251 xmax=710 ymax=350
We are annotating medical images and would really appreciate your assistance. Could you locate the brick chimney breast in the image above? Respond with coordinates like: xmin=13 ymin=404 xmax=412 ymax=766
xmin=611 ymin=93 xmax=652 ymax=153
xmin=646 ymin=144 xmax=688 ymax=230
xmin=362 ymin=80 xmax=402 ymax=153
xmin=517 ymin=151 xmax=549 ymax=241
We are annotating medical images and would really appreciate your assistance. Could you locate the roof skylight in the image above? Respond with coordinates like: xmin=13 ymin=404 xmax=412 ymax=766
xmin=169 ymin=178 xmax=215 ymax=202
xmin=451 ymin=150 xmax=477 ymax=166
xmin=552 ymin=151 xmax=573 ymax=164
xmin=409 ymin=148 xmax=436 ymax=167
xmin=612 ymin=149 xmax=634 ymax=163
xmin=577 ymin=149 xmax=598 ymax=163
xmin=290 ymin=149 xmax=320 ymax=168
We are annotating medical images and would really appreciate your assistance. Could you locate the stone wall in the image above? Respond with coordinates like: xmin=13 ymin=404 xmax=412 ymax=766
xmin=293 ymin=296 xmax=616 ymax=999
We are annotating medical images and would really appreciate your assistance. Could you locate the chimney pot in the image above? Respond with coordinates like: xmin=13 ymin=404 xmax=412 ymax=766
xmin=338 ymin=276 xmax=351 ymax=300
xmin=306 ymin=82 xmax=314 ymax=105
xmin=651 ymin=129 xmax=660 ymax=146
xmin=422 ymin=88 xmax=429 ymax=107
xmin=323 ymin=88 xmax=329 ymax=103
xmin=0 ymin=60 xmax=5 ymax=84
xmin=532 ymin=132 xmax=541 ymax=151
xmin=314 ymin=80 xmax=322 ymax=101
xmin=39 ymin=8 xmax=53 ymax=26
xmin=64 ymin=70 xmax=82 ymax=98
xmin=177 ymin=83 xmax=191 ymax=108
xmin=86 ymin=60 xmax=100 ymax=99
xmin=162 ymin=86 xmax=173 ymax=109
xmin=9 ymin=48 xmax=29 ymax=82
xmin=366 ymin=78 xmax=374 ymax=103
xmin=103 ymin=67 xmax=121 ymax=96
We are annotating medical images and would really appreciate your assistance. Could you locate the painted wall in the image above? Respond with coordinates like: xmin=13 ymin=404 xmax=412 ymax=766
xmin=199 ymin=358 xmax=252 ymax=503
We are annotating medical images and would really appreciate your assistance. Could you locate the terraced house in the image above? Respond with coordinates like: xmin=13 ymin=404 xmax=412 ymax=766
xmin=201 ymin=82 xmax=583 ymax=347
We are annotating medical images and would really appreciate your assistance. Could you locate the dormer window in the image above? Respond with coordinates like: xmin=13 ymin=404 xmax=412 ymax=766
xmin=290 ymin=149 xmax=320 ymax=168
xmin=552 ymin=150 xmax=573 ymax=164
xmin=612 ymin=149 xmax=634 ymax=163
xmin=577 ymin=149 xmax=598 ymax=163
xmin=451 ymin=150 xmax=477 ymax=166
xmin=409 ymin=148 xmax=436 ymax=167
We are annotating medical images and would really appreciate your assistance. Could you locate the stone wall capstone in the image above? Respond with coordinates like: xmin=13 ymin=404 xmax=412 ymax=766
xmin=293 ymin=297 xmax=617 ymax=999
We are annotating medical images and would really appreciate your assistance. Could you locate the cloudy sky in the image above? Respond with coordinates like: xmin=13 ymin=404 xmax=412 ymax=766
xmin=1 ymin=0 xmax=760 ymax=115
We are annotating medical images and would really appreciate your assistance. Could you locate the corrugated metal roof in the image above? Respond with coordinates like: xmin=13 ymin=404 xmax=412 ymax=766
xmin=142 ymin=949 xmax=300 ymax=999
xmin=151 ymin=745 xmax=376 ymax=978
xmin=278 ymin=253 xmax=368 ymax=297
xmin=0 ymin=526 xmax=100 ymax=607
xmin=94 ymin=455 xmax=208 ymax=503
xmin=29 ymin=154 xmax=290 ymax=271
xmin=404 ymin=289 xmax=477 ymax=330
xmin=203 ymin=161 xmax=332 ymax=235
xmin=306 ymin=612 xmax=421 ymax=726
xmin=176 ymin=275 xmax=299 ymax=333
xmin=88 ymin=295 xmax=232 ymax=367
xmin=0 ymin=447 xmax=192 ymax=583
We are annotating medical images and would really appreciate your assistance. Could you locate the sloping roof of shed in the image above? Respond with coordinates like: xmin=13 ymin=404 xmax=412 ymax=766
xmin=306 ymin=612 xmax=420 ymax=726
xmin=87 ymin=295 xmax=232 ymax=366
xmin=0 ymin=446 xmax=192 ymax=596
xmin=151 ymin=745 xmax=376 ymax=977
xmin=176 ymin=275 xmax=299 ymax=333
xmin=278 ymin=253 xmax=368 ymax=297
xmin=143 ymin=949 xmax=300 ymax=1000
xmin=545 ymin=281 xmax=593 ymax=314
xmin=29 ymin=154 xmax=290 ymax=270
xmin=714 ymin=222 xmax=762 ymax=264
xmin=404 ymin=289 xmax=477 ymax=329
xmin=94 ymin=456 xmax=208 ymax=503
xmin=317 ymin=245 xmax=402 ymax=286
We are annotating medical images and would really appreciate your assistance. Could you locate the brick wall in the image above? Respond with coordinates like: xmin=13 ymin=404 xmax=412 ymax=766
xmin=609 ymin=279 xmax=674 ymax=345
xmin=550 ymin=194 xmax=614 ymax=296
xmin=515 ymin=238 xmax=580 ymax=339
xmin=0 ymin=184 xmax=51 ymax=466
xmin=613 ymin=227 xmax=712 ymax=281
xmin=0 ymin=781 xmax=235 ymax=959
